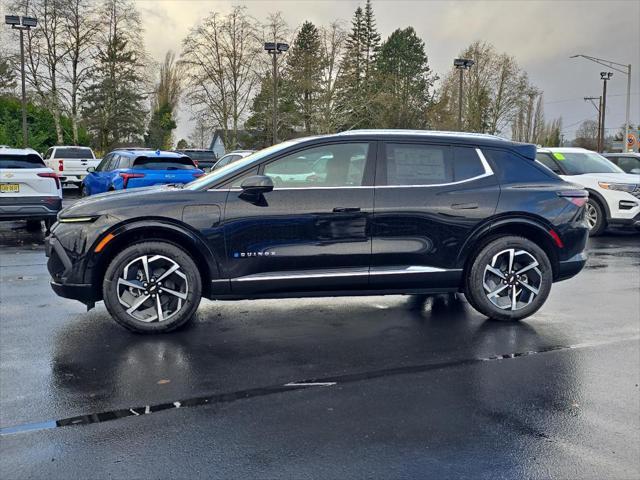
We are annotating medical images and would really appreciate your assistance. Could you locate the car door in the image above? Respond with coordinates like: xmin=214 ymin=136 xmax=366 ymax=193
xmin=223 ymin=141 xmax=376 ymax=295
xmin=370 ymin=141 xmax=500 ymax=289
xmin=87 ymin=154 xmax=116 ymax=193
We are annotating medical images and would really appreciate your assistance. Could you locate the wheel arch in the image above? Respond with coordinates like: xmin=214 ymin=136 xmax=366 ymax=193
xmin=458 ymin=217 xmax=561 ymax=280
xmin=584 ymin=188 xmax=611 ymax=220
xmin=87 ymin=220 xmax=220 ymax=300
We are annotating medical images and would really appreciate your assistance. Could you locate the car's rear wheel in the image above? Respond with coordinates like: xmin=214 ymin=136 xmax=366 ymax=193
xmin=80 ymin=184 xmax=88 ymax=197
xmin=465 ymin=236 xmax=552 ymax=322
xmin=103 ymin=241 xmax=202 ymax=333
xmin=585 ymin=198 xmax=606 ymax=236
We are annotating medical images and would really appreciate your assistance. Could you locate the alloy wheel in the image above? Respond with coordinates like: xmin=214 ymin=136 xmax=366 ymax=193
xmin=116 ymin=255 xmax=189 ymax=322
xmin=482 ymin=248 xmax=542 ymax=311
xmin=585 ymin=202 xmax=598 ymax=230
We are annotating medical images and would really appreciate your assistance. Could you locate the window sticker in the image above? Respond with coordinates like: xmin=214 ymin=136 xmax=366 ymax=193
xmin=553 ymin=152 xmax=565 ymax=160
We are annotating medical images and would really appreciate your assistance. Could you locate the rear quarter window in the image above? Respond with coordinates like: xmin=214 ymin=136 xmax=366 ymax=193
xmin=0 ymin=154 xmax=46 ymax=169
xmin=482 ymin=148 xmax=557 ymax=183
xmin=132 ymin=156 xmax=196 ymax=170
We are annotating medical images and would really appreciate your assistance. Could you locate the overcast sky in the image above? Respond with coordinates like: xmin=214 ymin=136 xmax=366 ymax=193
xmin=134 ymin=0 xmax=639 ymax=143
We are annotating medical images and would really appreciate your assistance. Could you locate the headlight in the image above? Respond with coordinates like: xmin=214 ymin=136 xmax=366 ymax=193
xmin=57 ymin=216 xmax=98 ymax=223
xmin=598 ymin=182 xmax=638 ymax=193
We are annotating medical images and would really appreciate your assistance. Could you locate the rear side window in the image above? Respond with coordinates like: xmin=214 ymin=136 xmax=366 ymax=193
xmin=385 ymin=143 xmax=451 ymax=185
xmin=453 ymin=147 xmax=485 ymax=181
xmin=483 ymin=149 xmax=556 ymax=182
xmin=132 ymin=156 xmax=196 ymax=170
xmin=0 ymin=154 xmax=46 ymax=169
xmin=53 ymin=147 xmax=94 ymax=159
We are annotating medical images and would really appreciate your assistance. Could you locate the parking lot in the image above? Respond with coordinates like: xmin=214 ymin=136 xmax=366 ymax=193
xmin=0 ymin=188 xmax=639 ymax=479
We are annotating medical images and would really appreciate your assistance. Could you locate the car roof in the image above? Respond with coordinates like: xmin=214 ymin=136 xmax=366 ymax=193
xmin=176 ymin=149 xmax=213 ymax=152
xmin=111 ymin=149 xmax=189 ymax=158
xmin=52 ymin=145 xmax=93 ymax=149
xmin=0 ymin=147 xmax=41 ymax=157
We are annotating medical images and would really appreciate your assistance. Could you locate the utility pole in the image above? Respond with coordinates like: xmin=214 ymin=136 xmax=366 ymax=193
xmin=584 ymin=96 xmax=602 ymax=151
xmin=571 ymin=54 xmax=633 ymax=152
xmin=453 ymin=58 xmax=474 ymax=131
xmin=264 ymin=42 xmax=289 ymax=145
xmin=600 ymin=72 xmax=613 ymax=153
xmin=5 ymin=15 xmax=38 ymax=147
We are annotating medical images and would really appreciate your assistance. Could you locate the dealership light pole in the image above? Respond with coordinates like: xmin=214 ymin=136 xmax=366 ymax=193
xmin=600 ymin=72 xmax=613 ymax=152
xmin=454 ymin=58 xmax=474 ymax=131
xmin=571 ymin=54 xmax=632 ymax=152
xmin=264 ymin=42 xmax=289 ymax=145
xmin=5 ymin=15 xmax=37 ymax=148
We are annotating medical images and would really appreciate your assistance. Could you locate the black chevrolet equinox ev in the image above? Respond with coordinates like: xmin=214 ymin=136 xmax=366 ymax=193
xmin=47 ymin=130 xmax=589 ymax=333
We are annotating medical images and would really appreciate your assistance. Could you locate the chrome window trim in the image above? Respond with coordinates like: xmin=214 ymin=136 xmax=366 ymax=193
xmin=232 ymin=266 xmax=461 ymax=282
xmin=379 ymin=147 xmax=493 ymax=188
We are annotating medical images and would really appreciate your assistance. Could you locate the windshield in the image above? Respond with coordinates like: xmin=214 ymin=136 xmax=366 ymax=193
xmin=554 ymin=151 xmax=624 ymax=175
xmin=184 ymin=139 xmax=308 ymax=190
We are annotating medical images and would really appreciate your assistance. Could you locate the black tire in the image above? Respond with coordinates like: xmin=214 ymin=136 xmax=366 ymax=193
xmin=80 ymin=185 xmax=87 ymax=197
xmin=464 ymin=236 xmax=552 ymax=322
xmin=585 ymin=198 xmax=606 ymax=236
xmin=25 ymin=219 xmax=42 ymax=232
xmin=103 ymin=241 xmax=202 ymax=333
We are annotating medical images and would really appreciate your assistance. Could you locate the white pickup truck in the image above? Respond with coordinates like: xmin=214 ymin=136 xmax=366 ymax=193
xmin=43 ymin=146 xmax=100 ymax=187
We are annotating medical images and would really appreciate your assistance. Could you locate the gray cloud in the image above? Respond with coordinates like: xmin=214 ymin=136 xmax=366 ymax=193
xmin=134 ymin=0 xmax=640 ymax=141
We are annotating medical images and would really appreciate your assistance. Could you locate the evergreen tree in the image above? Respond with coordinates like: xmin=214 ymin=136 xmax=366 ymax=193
xmin=286 ymin=21 xmax=325 ymax=134
xmin=373 ymin=27 xmax=435 ymax=128
xmin=82 ymin=0 xmax=147 ymax=152
xmin=335 ymin=1 xmax=381 ymax=130
xmin=145 ymin=51 xmax=181 ymax=149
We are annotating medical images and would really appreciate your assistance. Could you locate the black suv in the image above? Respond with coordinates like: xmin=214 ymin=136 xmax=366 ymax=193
xmin=47 ymin=131 xmax=589 ymax=333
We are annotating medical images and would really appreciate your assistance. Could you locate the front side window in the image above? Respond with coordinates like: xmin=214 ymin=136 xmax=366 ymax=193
xmin=95 ymin=154 xmax=112 ymax=172
xmin=616 ymin=156 xmax=640 ymax=173
xmin=263 ymin=143 xmax=368 ymax=188
xmin=384 ymin=143 xmax=451 ymax=186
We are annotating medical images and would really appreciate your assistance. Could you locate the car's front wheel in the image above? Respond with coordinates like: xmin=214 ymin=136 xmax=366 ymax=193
xmin=103 ymin=241 xmax=202 ymax=333
xmin=465 ymin=236 xmax=552 ymax=322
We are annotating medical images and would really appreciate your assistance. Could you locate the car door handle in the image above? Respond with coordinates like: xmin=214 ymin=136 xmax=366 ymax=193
xmin=451 ymin=202 xmax=478 ymax=210
xmin=333 ymin=207 xmax=361 ymax=213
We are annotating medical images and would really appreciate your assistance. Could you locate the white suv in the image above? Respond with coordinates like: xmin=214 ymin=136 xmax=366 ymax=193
xmin=43 ymin=146 xmax=100 ymax=187
xmin=0 ymin=147 xmax=62 ymax=230
xmin=536 ymin=147 xmax=640 ymax=235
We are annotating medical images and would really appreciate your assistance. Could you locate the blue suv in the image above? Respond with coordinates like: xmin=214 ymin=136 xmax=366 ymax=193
xmin=82 ymin=150 xmax=204 ymax=196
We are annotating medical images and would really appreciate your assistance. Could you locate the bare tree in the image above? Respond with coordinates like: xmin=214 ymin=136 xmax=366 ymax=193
xmin=17 ymin=0 xmax=67 ymax=143
xmin=181 ymin=6 xmax=259 ymax=150
xmin=574 ymin=120 xmax=599 ymax=150
xmin=318 ymin=21 xmax=346 ymax=133
xmin=60 ymin=0 xmax=99 ymax=144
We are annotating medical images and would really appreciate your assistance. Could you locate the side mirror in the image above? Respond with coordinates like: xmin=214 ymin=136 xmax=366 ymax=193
xmin=240 ymin=175 xmax=274 ymax=194
xmin=87 ymin=166 xmax=96 ymax=173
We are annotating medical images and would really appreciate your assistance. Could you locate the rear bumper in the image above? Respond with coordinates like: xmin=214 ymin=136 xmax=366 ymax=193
xmin=0 ymin=196 xmax=61 ymax=220
xmin=556 ymin=251 xmax=588 ymax=282
xmin=59 ymin=175 xmax=85 ymax=184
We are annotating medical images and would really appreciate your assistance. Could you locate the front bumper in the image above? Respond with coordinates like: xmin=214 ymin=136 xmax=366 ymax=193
xmin=0 ymin=196 xmax=61 ymax=220
xmin=556 ymin=251 xmax=588 ymax=282
xmin=607 ymin=212 xmax=640 ymax=229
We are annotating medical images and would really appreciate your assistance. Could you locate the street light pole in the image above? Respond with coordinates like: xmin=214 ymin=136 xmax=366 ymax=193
xmin=600 ymin=72 xmax=613 ymax=153
xmin=571 ymin=54 xmax=633 ymax=152
xmin=453 ymin=58 xmax=474 ymax=131
xmin=5 ymin=15 xmax=38 ymax=147
xmin=264 ymin=42 xmax=289 ymax=145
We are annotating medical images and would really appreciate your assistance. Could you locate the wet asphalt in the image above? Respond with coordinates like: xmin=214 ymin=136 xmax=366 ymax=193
xmin=0 ymin=188 xmax=639 ymax=479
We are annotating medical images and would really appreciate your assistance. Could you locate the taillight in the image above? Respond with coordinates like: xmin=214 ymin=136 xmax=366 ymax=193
xmin=558 ymin=190 xmax=588 ymax=207
xmin=58 ymin=159 xmax=63 ymax=172
xmin=119 ymin=172 xmax=145 ymax=188
xmin=38 ymin=172 xmax=61 ymax=189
